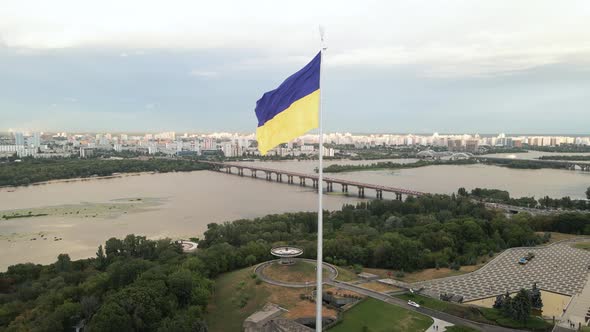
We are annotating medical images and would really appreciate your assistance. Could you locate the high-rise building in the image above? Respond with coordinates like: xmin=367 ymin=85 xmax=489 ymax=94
xmin=203 ymin=137 xmax=215 ymax=150
xmin=80 ymin=147 xmax=95 ymax=158
xmin=447 ymin=139 xmax=463 ymax=152
xmin=31 ymin=132 xmax=41 ymax=147
xmin=14 ymin=132 xmax=24 ymax=146
xmin=465 ymin=139 xmax=479 ymax=153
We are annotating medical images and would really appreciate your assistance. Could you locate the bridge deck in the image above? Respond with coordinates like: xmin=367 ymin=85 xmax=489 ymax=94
xmin=202 ymin=161 xmax=579 ymax=215
xmin=204 ymin=161 xmax=425 ymax=196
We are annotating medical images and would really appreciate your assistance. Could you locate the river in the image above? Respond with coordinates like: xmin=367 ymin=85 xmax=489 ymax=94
xmin=0 ymin=158 xmax=589 ymax=270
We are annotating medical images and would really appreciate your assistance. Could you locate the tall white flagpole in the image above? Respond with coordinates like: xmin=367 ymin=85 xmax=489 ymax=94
xmin=316 ymin=25 xmax=326 ymax=332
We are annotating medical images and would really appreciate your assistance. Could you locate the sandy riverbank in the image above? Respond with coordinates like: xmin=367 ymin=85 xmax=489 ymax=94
xmin=0 ymin=171 xmax=159 ymax=191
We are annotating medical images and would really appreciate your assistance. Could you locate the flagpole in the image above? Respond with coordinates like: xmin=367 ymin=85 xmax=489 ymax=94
xmin=316 ymin=26 xmax=326 ymax=332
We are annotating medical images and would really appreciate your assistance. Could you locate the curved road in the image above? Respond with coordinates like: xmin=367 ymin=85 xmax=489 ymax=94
xmin=326 ymin=280 xmax=527 ymax=332
xmin=255 ymin=258 xmax=526 ymax=331
xmin=254 ymin=258 xmax=339 ymax=288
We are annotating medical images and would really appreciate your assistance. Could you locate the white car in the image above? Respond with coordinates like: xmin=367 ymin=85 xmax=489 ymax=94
xmin=407 ymin=300 xmax=420 ymax=308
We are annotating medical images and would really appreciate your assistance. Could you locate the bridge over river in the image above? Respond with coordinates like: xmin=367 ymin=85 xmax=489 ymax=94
xmin=203 ymin=161 xmax=423 ymax=200
xmin=201 ymin=161 xmax=566 ymax=215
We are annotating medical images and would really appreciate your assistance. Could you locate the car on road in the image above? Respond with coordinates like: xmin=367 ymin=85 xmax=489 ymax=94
xmin=407 ymin=300 xmax=420 ymax=308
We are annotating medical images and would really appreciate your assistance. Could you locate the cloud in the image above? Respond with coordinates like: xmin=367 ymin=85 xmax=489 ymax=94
xmin=1 ymin=0 xmax=589 ymax=78
xmin=189 ymin=70 xmax=218 ymax=78
xmin=329 ymin=43 xmax=590 ymax=77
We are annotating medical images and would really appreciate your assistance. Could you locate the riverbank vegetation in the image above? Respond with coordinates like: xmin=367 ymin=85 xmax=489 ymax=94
xmin=322 ymin=157 xmax=584 ymax=173
xmin=0 ymin=158 xmax=211 ymax=187
xmin=324 ymin=159 xmax=476 ymax=173
xmin=539 ymin=155 xmax=590 ymax=161
xmin=1 ymin=194 xmax=587 ymax=330
xmin=526 ymin=144 xmax=590 ymax=153
xmin=480 ymin=147 xmax=527 ymax=155
xmin=199 ymin=195 xmax=544 ymax=272
xmin=461 ymin=187 xmax=590 ymax=211
xmin=484 ymin=158 xmax=563 ymax=170
xmin=330 ymin=145 xmax=421 ymax=160
xmin=0 ymin=236 xmax=212 ymax=331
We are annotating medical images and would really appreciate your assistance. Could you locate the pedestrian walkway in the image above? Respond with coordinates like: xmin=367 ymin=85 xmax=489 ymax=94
xmin=426 ymin=317 xmax=454 ymax=331
xmin=414 ymin=239 xmax=590 ymax=301
xmin=557 ymin=271 xmax=590 ymax=331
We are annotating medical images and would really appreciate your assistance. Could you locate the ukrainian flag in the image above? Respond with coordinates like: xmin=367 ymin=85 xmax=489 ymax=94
xmin=255 ymin=52 xmax=321 ymax=155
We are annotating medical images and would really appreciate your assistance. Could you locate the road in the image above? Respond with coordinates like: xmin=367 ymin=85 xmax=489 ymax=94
xmin=326 ymin=280 xmax=527 ymax=332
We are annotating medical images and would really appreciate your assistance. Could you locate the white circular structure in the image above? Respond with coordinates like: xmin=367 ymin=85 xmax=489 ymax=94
xmin=179 ymin=240 xmax=198 ymax=252
xmin=270 ymin=246 xmax=303 ymax=265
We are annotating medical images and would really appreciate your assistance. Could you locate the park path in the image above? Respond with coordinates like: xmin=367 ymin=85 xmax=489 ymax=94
xmin=326 ymin=280 xmax=526 ymax=332
xmin=426 ymin=317 xmax=454 ymax=332
xmin=555 ymin=272 xmax=590 ymax=331
xmin=255 ymin=258 xmax=530 ymax=331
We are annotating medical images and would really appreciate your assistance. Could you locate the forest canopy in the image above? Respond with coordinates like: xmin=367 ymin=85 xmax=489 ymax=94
xmin=1 ymin=194 xmax=589 ymax=331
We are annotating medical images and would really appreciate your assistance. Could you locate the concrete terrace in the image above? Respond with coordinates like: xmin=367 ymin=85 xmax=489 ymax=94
xmin=413 ymin=239 xmax=590 ymax=302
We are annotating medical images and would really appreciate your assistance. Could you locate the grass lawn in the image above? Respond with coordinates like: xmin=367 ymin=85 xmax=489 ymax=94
xmin=356 ymin=250 xmax=501 ymax=284
xmin=573 ymin=242 xmax=590 ymax=251
xmin=206 ymin=267 xmax=337 ymax=332
xmin=206 ymin=267 xmax=271 ymax=332
xmin=329 ymin=298 xmax=433 ymax=332
xmin=536 ymin=231 xmax=586 ymax=244
xmin=396 ymin=294 xmax=553 ymax=331
xmin=359 ymin=281 xmax=402 ymax=293
xmin=363 ymin=263 xmax=484 ymax=283
xmin=335 ymin=266 xmax=359 ymax=282
xmin=263 ymin=260 xmax=329 ymax=283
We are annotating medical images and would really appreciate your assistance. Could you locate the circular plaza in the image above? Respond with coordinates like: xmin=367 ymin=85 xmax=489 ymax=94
xmin=255 ymin=252 xmax=339 ymax=288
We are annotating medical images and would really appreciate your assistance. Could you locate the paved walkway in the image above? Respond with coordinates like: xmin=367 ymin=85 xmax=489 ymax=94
xmin=426 ymin=317 xmax=454 ymax=332
xmin=255 ymin=258 xmax=527 ymax=331
xmin=254 ymin=258 xmax=338 ymax=288
xmin=556 ymin=271 xmax=590 ymax=331
xmin=414 ymin=239 xmax=590 ymax=301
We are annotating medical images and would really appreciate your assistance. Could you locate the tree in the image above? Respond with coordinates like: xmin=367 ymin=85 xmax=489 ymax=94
xmin=109 ymin=285 xmax=167 ymax=330
xmin=530 ymin=283 xmax=543 ymax=310
xmin=88 ymin=301 xmax=133 ymax=332
xmin=55 ymin=253 xmax=72 ymax=272
xmin=107 ymin=258 xmax=153 ymax=289
xmin=458 ymin=187 xmax=468 ymax=197
xmin=95 ymin=245 xmax=107 ymax=270
xmin=81 ymin=296 xmax=100 ymax=319
xmin=493 ymin=294 xmax=504 ymax=309
xmin=105 ymin=237 xmax=124 ymax=261
xmin=168 ymin=269 xmax=194 ymax=307
xmin=244 ymin=255 xmax=257 ymax=266
xmin=501 ymin=292 xmax=515 ymax=318
xmin=586 ymin=186 xmax=590 ymax=200
xmin=157 ymin=310 xmax=208 ymax=332
xmin=511 ymin=289 xmax=532 ymax=324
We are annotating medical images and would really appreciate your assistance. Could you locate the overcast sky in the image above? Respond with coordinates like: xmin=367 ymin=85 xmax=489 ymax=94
xmin=1 ymin=0 xmax=589 ymax=134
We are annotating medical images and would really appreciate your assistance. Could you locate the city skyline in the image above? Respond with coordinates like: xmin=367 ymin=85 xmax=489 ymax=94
xmin=2 ymin=0 xmax=590 ymax=133
xmin=3 ymin=129 xmax=589 ymax=159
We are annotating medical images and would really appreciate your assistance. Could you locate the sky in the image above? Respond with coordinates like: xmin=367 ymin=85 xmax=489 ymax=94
xmin=1 ymin=0 xmax=590 ymax=134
